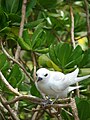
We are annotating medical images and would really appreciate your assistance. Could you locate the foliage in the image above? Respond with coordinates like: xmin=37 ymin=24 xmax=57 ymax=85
xmin=0 ymin=0 xmax=90 ymax=119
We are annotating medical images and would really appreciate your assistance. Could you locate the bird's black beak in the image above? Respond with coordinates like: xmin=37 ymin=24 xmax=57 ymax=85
xmin=37 ymin=77 xmax=43 ymax=82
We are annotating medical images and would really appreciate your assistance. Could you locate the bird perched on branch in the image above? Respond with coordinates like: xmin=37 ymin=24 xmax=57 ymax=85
xmin=35 ymin=68 xmax=90 ymax=100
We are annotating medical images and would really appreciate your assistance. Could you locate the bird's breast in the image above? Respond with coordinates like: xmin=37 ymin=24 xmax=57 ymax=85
xmin=37 ymin=82 xmax=56 ymax=97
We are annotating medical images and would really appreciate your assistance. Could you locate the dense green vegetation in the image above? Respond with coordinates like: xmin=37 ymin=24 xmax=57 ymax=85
xmin=0 ymin=0 xmax=90 ymax=119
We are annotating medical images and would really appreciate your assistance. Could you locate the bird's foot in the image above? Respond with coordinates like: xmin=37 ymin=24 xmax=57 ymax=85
xmin=42 ymin=99 xmax=52 ymax=106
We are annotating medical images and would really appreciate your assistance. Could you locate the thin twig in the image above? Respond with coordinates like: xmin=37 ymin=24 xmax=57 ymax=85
xmin=0 ymin=111 xmax=6 ymax=120
xmin=31 ymin=105 xmax=41 ymax=120
xmin=35 ymin=110 xmax=44 ymax=120
xmin=0 ymin=102 xmax=7 ymax=113
xmin=75 ymin=34 xmax=88 ymax=41
xmin=70 ymin=98 xmax=79 ymax=120
xmin=0 ymin=71 xmax=21 ymax=96
xmin=84 ymin=0 xmax=90 ymax=46
xmin=1 ymin=41 xmax=34 ymax=82
xmin=0 ymin=95 xmax=20 ymax=120
xmin=15 ymin=0 xmax=27 ymax=60
xmin=14 ymin=0 xmax=27 ymax=114
xmin=62 ymin=108 xmax=73 ymax=117
xmin=31 ymin=52 xmax=37 ymax=81
xmin=51 ymin=30 xmax=61 ymax=42
xmin=58 ymin=98 xmax=71 ymax=103
xmin=5 ymin=95 xmax=44 ymax=105
xmin=70 ymin=5 xmax=80 ymax=97
xmin=70 ymin=6 xmax=75 ymax=48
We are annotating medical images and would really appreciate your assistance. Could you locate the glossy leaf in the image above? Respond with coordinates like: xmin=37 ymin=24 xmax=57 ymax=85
xmin=30 ymin=83 xmax=41 ymax=97
xmin=17 ymin=37 xmax=32 ymax=50
xmin=31 ymin=27 xmax=43 ymax=49
xmin=38 ymin=54 xmax=62 ymax=71
xmin=49 ymin=45 xmax=60 ymax=66
xmin=5 ymin=0 xmax=19 ymax=13
xmin=23 ymin=29 xmax=32 ymax=47
xmin=49 ymin=43 xmax=83 ymax=69
xmin=25 ymin=19 xmax=44 ymax=29
xmin=57 ymin=43 xmax=72 ymax=67
xmin=26 ymin=0 xmax=37 ymax=17
xmin=7 ymin=64 xmax=24 ymax=88
xmin=0 ymin=53 xmax=7 ymax=70
xmin=77 ymin=100 xmax=90 ymax=120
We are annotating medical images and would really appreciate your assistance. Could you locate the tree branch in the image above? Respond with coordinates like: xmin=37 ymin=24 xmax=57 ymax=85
xmin=70 ymin=98 xmax=79 ymax=120
xmin=5 ymin=95 xmax=44 ymax=105
xmin=70 ymin=5 xmax=80 ymax=97
xmin=0 ymin=71 xmax=21 ymax=96
xmin=84 ymin=0 xmax=90 ymax=46
xmin=0 ymin=95 xmax=20 ymax=120
xmin=70 ymin=6 xmax=75 ymax=48
xmin=75 ymin=34 xmax=88 ymax=41
xmin=1 ymin=40 xmax=34 ymax=82
xmin=31 ymin=52 xmax=37 ymax=81
xmin=15 ymin=0 xmax=27 ymax=60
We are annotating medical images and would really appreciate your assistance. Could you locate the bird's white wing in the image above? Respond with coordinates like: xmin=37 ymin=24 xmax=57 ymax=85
xmin=50 ymin=71 xmax=65 ymax=81
xmin=64 ymin=68 xmax=79 ymax=86
xmin=49 ymin=71 xmax=68 ymax=92
xmin=49 ymin=68 xmax=79 ymax=92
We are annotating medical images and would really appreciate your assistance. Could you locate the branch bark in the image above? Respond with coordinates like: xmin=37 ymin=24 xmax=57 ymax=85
xmin=0 ymin=95 xmax=20 ymax=120
xmin=31 ymin=52 xmax=37 ymax=81
xmin=0 ymin=71 xmax=21 ymax=96
xmin=84 ymin=0 xmax=90 ymax=47
xmin=70 ymin=6 xmax=75 ymax=48
xmin=70 ymin=98 xmax=79 ymax=120
xmin=15 ymin=0 xmax=27 ymax=60
xmin=70 ymin=5 xmax=80 ymax=97
xmin=1 ymin=40 xmax=34 ymax=82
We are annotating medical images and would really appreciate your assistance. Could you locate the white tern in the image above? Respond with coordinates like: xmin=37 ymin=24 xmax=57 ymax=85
xmin=35 ymin=68 xmax=90 ymax=99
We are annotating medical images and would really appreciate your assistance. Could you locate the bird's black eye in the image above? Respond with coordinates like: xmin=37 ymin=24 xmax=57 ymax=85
xmin=36 ymin=73 xmax=37 ymax=76
xmin=44 ymin=73 xmax=48 ymax=77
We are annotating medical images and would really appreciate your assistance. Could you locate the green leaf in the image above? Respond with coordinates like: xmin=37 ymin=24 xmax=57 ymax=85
xmin=77 ymin=100 xmax=90 ymax=120
xmin=26 ymin=0 xmax=37 ymax=17
xmin=23 ymin=29 xmax=32 ymax=46
xmin=79 ymin=49 xmax=90 ymax=67
xmin=57 ymin=43 xmax=72 ymax=67
xmin=45 ymin=30 xmax=56 ymax=47
xmin=0 ymin=8 xmax=9 ymax=31
xmin=25 ymin=19 xmax=44 ymax=29
xmin=5 ymin=0 xmax=19 ymax=13
xmin=8 ymin=13 xmax=21 ymax=23
xmin=38 ymin=54 xmax=62 ymax=71
xmin=30 ymin=83 xmax=41 ymax=97
xmin=35 ymin=48 xmax=49 ymax=53
xmin=49 ymin=45 xmax=60 ymax=66
xmin=31 ymin=27 xmax=43 ymax=49
xmin=17 ymin=37 xmax=32 ymax=50
xmin=49 ymin=43 xmax=83 ymax=69
xmin=71 ymin=45 xmax=82 ymax=60
xmin=38 ymin=0 xmax=58 ymax=8
xmin=7 ymin=64 xmax=24 ymax=88
xmin=1 ymin=60 xmax=10 ymax=71
xmin=0 ymin=53 xmax=7 ymax=70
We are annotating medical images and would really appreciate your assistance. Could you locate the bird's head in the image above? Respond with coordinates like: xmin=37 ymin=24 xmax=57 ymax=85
xmin=36 ymin=68 xmax=50 ymax=82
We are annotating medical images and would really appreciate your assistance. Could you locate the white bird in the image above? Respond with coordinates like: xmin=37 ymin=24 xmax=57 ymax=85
xmin=35 ymin=68 xmax=90 ymax=99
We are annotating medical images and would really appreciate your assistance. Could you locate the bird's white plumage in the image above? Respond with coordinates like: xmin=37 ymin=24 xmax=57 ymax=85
xmin=35 ymin=68 xmax=90 ymax=98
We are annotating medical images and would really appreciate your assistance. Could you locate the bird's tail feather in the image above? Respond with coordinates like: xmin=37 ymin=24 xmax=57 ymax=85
xmin=75 ymin=75 xmax=90 ymax=83
xmin=68 ymin=85 xmax=82 ymax=93
xmin=69 ymin=75 xmax=90 ymax=85
xmin=66 ymin=68 xmax=90 ymax=86
xmin=65 ymin=68 xmax=79 ymax=86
